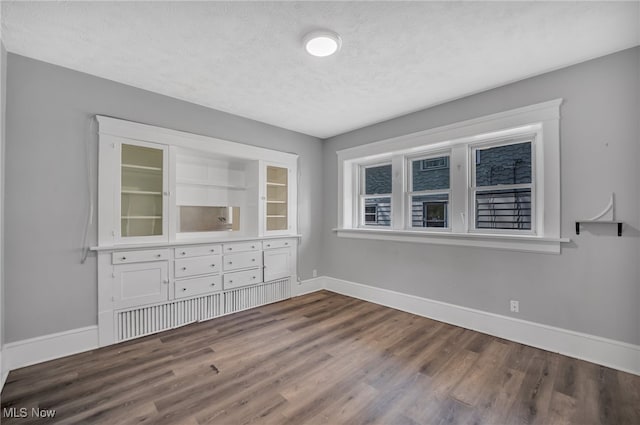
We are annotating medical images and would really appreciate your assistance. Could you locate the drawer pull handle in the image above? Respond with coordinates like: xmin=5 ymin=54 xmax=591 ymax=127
xmin=121 ymin=256 xmax=127 ymax=260
xmin=229 ymin=280 xmax=233 ymax=283
xmin=228 ymin=262 xmax=232 ymax=265
xmin=252 ymin=259 xmax=256 ymax=262
xmin=228 ymin=248 xmax=233 ymax=251
xmin=181 ymin=251 xmax=186 ymax=255
xmin=285 ymin=242 xmax=289 ymax=245
xmin=156 ymin=254 xmax=162 ymax=258
xmin=211 ymin=283 xmax=216 ymax=286
xmin=251 ymin=245 xmax=255 ymax=249
xmin=266 ymin=244 xmax=271 ymax=247
xmin=211 ymin=264 xmax=216 ymax=267
xmin=182 ymin=267 xmax=187 ymax=271
xmin=210 ymin=249 xmax=216 ymax=252
xmin=252 ymin=276 xmax=256 ymax=279
xmin=182 ymin=288 xmax=187 ymax=291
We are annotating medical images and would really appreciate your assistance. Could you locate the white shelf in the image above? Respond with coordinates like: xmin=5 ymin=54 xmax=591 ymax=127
xmin=176 ymin=178 xmax=246 ymax=190
xmin=122 ymin=190 xmax=162 ymax=195
xmin=122 ymin=216 xmax=162 ymax=219
xmin=122 ymin=164 xmax=162 ymax=172
xmin=267 ymin=215 xmax=287 ymax=218
xmin=266 ymin=182 xmax=287 ymax=187
xmin=267 ymin=200 xmax=287 ymax=204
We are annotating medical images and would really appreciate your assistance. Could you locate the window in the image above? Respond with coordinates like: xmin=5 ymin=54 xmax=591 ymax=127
xmin=360 ymin=163 xmax=392 ymax=227
xmin=364 ymin=205 xmax=378 ymax=224
xmin=472 ymin=140 xmax=533 ymax=232
xmin=337 ymin=100 xmax=563 ymax=253
xmin=420 ymin=156 xmax=449 ymax=170
xmin=409 ymin=154 xmax=450 ymax=229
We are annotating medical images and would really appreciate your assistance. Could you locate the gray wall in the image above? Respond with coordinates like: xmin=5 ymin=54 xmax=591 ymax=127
xmin=1 ymin=43 xmax=6 ymax=357
xmin=322 ymin=47 xmax=640 ymax=345
xmin=5 ymin=53 xmax=323 ymax=343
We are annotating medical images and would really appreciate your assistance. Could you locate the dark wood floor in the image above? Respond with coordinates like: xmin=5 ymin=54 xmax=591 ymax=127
xmin=2 ymin=290 xmax=639 ymax=424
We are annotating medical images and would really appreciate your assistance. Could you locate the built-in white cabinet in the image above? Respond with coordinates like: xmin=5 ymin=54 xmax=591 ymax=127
xmin=94 ymin=116 xmax=300 ymax=347
xmin=112 ymin=255 xmax=169 ymax=309
xmin=99 ymin=137 xmax=169 ymax=245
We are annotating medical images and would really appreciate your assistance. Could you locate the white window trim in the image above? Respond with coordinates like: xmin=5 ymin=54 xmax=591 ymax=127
xmin=406 ymin=150 xmax=451 ymax=231
xmin=335 ymin=99 xmax=569 ymax=254
xmin=359 ymin=162 xmax=393 ymax=228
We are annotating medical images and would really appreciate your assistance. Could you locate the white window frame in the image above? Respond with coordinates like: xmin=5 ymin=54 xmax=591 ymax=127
xmin=469 ymin=136 xmax=536 ymax=235
xmin=336 ymin=99 xmax=567 ymax=254
xmin=359 ymin=162 xmax=393 ymax=228
xmin=406 ymin=150 xmax=452 ymax=232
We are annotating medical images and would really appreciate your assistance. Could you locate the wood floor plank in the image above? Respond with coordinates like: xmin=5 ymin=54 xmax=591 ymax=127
xmin=2 ymin=290 xmax=639 ymax=425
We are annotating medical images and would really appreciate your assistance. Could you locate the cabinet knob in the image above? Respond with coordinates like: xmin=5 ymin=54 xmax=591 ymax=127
xmin=252 ymin=276 xmax=256 ymax=279
xmin=210 ymin=249 xmax=216 ymax=252
xmin=211 ymin=264 xmax=216 ymax=267
xmin=252 ymin=258 xmax=255 ymax=262
xmin=229 ymin=280 xmax=233 ymax=283
xmin=228 ymin=262 xmax=232 ymax=265
xmin=156 ymin=254 xmax=162 ymax=257
xmin=163 ymin=280 xmax=169 ymax=284
xmin=121 ymin=256 xmax=127 ymax=260
xmin=266 ymin=244 xmax=271 ymax=248
xmin=228 ymin=248 xmax=233 ymax=251
xmin=284 ymin=242 xmax=289 ymax=246
xmin=182 ymin=288 xmax=187 ymax=291
xmin=181 ymin=251 xmax=186 ymax=255
xmin=211 ymin=283 xmax=216 ymax=287
xmin=251 ymin=245 xmax=255 ymax=249
xmin=182 ymin=267 xmax=187 ymax=271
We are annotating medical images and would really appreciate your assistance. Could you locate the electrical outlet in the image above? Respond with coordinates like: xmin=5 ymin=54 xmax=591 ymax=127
xmin=510 ymin=300 xmax=519 ymax=313
xmin=312 ymin=269 xmax=318 ymax=278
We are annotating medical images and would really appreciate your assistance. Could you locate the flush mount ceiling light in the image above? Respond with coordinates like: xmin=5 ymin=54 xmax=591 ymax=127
xmin=303 ymin=30 xmax=342 ymax=57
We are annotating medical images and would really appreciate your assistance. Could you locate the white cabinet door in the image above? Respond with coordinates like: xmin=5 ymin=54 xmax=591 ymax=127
xmin=263 ymin=248 xmax=291 ymax=282
xmin=113 ymin=261 xmax=169 ymax=309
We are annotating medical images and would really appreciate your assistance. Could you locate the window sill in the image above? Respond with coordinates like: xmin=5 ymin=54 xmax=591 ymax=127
xmin=333 ymin=228 xmax=570 ymax=254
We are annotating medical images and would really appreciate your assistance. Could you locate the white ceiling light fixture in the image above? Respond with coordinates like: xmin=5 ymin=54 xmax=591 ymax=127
xmin=303 ymin=30 xmax=342 ymax=57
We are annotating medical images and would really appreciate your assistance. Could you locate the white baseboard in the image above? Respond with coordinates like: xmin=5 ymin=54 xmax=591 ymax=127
xmin=2 ymin=279 xmax=637 ymax=378
xmin=293 ymin=277 xmax=325 ymax=297
xmin=3 ymin=326 xmax=99 ymax=373
xmin=320 ymin=276 xmax=640 ymax=376
xmin=0 ymin=350 xmax=7 ymax=391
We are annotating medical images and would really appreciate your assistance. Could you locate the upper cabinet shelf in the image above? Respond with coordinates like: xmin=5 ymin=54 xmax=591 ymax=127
xmin=97 ymin=115 xmax=298 ymax=246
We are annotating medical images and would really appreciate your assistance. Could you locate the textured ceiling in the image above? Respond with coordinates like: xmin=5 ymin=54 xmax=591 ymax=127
xmin=2 ymin=1 xmax=639 ymax=138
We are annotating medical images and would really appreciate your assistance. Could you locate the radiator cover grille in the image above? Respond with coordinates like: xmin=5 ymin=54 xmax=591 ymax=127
xmin=115 ymin=278 xmax=290 ymax=342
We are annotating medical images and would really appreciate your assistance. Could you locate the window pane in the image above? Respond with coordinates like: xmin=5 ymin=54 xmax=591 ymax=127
xmin=364 ymin=197 xmax=391 ymax=226
xmin=411 ymin=194 xmax=449 ymax=228
xmin=475 ymin=142 xmax=531 ymax=186
xmin=412 ymin=156 xmax=449 ymax=191
xmin=365 ymin=165 xmax=392 ymax=194
xmin=475 ymin=188 xmax=531 ymax=230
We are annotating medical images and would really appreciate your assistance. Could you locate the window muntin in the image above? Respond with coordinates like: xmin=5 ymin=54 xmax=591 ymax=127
xmin=471 ymin=140 xmax=534 ymax=232
xmin=408 ymin=154 xmax=450 ymax=229
xmin=360 ymin=163 xmax=392 ymax=227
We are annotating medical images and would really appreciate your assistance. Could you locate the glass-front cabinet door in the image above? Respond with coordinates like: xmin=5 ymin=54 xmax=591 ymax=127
xmin=265 ymin=165 xmax=289 ymax=233
xmin=118 ymin=141 xmax=168 ymax=242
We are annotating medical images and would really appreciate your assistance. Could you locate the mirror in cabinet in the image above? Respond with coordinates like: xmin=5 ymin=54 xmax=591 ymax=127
xmin=266 ymin=166 xmax=288 ymax=231
xmin=121 ymin=144 xmax=165 ymax=237
xmin=174 ymin=148 xmax=259 ymax=239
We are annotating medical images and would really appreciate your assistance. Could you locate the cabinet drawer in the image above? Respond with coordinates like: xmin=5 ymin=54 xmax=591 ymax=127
xmin=175 ymin=255 xmax=221 ymax=278
xmin=262 ymin=239 xmax=295 ymax=250
xmin=174 ymin=244 xmax=222 ymax=258
xmin=224 ymin=269 xmax=263 ymax=290
xmin=223 ymin=251 xmax=263 ymax=272
xmin=175 ymin=275 xmax=222 ymax=299
xmin=112 ymin=249 xmax=169 ymax=265
xmin=223 ymin=241 xmax=260 ymax=254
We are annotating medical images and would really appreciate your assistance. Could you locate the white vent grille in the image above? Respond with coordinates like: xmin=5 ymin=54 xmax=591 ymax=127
xmin=116 ymin=293 xmax=222 ymax=341
xmin=225 ymin=278 xmax=291 ymax=314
